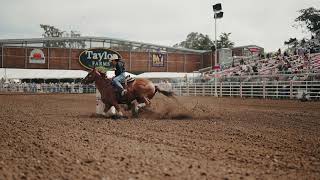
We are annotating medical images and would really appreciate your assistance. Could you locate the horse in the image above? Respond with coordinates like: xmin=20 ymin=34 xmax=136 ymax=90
xmin=81 ymin=67 xmax=174 ymax=118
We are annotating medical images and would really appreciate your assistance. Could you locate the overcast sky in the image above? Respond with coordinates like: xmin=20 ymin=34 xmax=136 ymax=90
xmin=0 ymin=0 xmax=319 ymax=52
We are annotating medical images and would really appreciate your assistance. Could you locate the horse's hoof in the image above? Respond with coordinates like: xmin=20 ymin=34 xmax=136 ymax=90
xmin=111 ymin=115 xmax=128 ymax=120
xmin=111 ymin=115 xmax=119 ymax=120
xmin=132 ymin=111 xmax=138 ymax=118
xmin=132 ymin=110 xmax=139 ymax=117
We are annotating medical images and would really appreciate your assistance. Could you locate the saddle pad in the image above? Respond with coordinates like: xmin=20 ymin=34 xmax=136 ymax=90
xmin=126 ymin=77 xmax=135 ymax=83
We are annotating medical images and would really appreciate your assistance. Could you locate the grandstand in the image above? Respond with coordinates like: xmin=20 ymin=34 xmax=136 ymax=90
xmin=199 ymin=53 xmax=320 ymax=82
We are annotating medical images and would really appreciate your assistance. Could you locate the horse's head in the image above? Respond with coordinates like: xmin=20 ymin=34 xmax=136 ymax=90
xmin=82 ymin=68 xmax=101 ymax=84
xmin=82 ymin=68 xmax=112 ymax=85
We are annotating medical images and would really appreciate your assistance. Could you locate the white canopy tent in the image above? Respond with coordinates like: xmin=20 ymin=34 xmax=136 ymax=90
xmin=136 ymin=72 xmax=201 ymax=83
xmin=0 ymin=68 xmax=136 ymax=80
xmin=136 ymin=72 xmax=201 ymax=79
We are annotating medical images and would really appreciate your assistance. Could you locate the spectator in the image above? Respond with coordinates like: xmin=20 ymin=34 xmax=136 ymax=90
xmin=277 ymin=48 xmax=281 ymax=56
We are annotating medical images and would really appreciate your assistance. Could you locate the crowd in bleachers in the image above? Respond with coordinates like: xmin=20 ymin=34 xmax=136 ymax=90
xmin=226 ymin=53 xmax=318 ymax=75
xmin=0 ymin=81 xmax=96 ymax=93
xmin=204 ymin=49 xmax=320 ymax=82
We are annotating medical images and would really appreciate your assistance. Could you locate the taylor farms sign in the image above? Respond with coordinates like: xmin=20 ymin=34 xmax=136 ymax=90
xmin=79 ymin=48 xmax=122 ymax=70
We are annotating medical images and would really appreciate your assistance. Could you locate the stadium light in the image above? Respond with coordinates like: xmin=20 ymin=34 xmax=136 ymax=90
xmin=212 ymin=3 xmax=224 ymax=97
xmin=214 ymin=12 xmax=224 ymax=19
xmin=212 ymin=3 xmax=222 ymax=12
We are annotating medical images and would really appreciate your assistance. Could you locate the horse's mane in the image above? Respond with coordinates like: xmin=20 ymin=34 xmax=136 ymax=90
xmin=95 ymin=70 xmax=112 ymax=84
xmin=100 ymin=72 xmax=106 ymax=78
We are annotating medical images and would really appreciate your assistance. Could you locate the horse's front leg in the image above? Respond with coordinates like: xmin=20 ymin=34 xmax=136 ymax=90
xmin=138 ymin=96 xmax=151 ymax=108
xmin=130 ymin=100 xmax=139 ymax=117
xmin=133 ymin=97 xmax=150 ymax=115
xmin=113 ymin=104 xmax=127 ymax=119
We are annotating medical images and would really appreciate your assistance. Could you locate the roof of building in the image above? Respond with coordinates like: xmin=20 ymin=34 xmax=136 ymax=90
xmin=0 ymin=36 xmax=206 ymax=54
xmin=231 ymin=45 xmax=264 ymax=50
xmin=136 ymin=72 xmax=201 ymax=79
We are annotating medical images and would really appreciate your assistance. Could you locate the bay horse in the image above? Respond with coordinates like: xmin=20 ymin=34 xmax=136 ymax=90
xmin=82 ymin=68 xmax=174 ymax=118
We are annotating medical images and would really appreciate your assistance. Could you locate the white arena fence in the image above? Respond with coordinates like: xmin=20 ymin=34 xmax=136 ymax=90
xmin=1 ymin=81 xmax=320 ymax=100
xmin=170 ymin=81 xmax=320 ymax=100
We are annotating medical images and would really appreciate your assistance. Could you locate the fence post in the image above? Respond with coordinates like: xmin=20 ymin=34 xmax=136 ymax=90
xmin=251 ymin=84 xmax=253 ymax=98
xmin=187 ymin=83 xmax=189 ymax=96
xmin=202 ymin=83 xmax=205 ymax=96
xmin=195 ymin=83 xmax=197 ymax=96
xmin=290 ymin=81 xmax=293 ymax=99
xmin=211 ymin=83 xmax=213 ymax=96
xmin=240 ymin=82 xmax=243 ymax=98
xmin=276 ymin=81 xmax=279 ymax=98
xmin=179 ymin=84 xmax=182 ymax=96
xmin=220 ymin=82 xmax=223 ymax=97
xmin=263 ymin=81 xmax=266 ymax=99
xmin=229 ymin=82 xmax=232 ymax=97
xmin=306 ymin=81 xmax=308 ymax=92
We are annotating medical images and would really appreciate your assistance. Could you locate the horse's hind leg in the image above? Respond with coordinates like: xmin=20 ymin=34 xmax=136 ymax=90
xmin=140 ymin=96 xmax=151 ymax=106
xmin=134 ymin=96 xmax=151 ymax=113
xmin=144 ymin=97 xmax=151 ymax=105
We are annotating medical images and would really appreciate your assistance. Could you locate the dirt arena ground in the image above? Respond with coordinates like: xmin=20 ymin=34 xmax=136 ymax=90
xmin=0 ymin=94 xmax=319 ymax=180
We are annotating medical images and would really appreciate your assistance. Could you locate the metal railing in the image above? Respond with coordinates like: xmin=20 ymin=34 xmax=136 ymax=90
xmin=171 ymin=81 xmax=320 ymax=100
xmin=2 ymin=81 xmax=320 ymax=100
xmin=0 ymin=83 xmax=96 ymax=94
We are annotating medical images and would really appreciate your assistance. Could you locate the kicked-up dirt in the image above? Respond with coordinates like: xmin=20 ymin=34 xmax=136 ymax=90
xmin=0 ymin=94 xmax=319 ymax=179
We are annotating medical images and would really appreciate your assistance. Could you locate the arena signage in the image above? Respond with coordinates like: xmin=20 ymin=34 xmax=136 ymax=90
xmin=79 ymin=48 xmax=122 ymax=70
xmin=29 ymin=49 xmax=45 ymax=64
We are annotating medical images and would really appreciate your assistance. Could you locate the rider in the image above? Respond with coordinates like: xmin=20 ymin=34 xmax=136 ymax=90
xmin=111 ymin=57 xmax=127 ymax=96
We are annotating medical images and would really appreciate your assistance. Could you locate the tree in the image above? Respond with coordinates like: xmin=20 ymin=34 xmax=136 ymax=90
xmin=40 ymin=24 xmax=66 ymax=48
xmin=216 ymin=32 xmax=234 ymax=49
xmin=68 ymin=30 xmax=86 ymax=49
xmin=300 ymin=38 xmax=307 ymax=47
xmin=174 ymin=32 xmax=235 ymax=50
xmin=40 ymin=24 xmax=85 ymax=48
xmin=173 ymin=32 xmax=214 ymax=50
xmin=295 ymin=7 xmax=320 ymax=35
xmin=284 ymin=38 xmax=298 ymax=48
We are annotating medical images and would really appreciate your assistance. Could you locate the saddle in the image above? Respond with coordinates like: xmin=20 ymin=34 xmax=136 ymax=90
xmin=120 ymin=75 xmax=135 ymax=85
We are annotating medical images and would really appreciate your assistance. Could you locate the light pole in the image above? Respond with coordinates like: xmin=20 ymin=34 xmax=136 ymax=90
xmin=212 ymin=3 xmax=223 ymax=97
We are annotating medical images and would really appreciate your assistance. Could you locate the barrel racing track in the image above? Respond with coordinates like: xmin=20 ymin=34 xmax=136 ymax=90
xmin=0 ymin=93 xmax=319 ymax=179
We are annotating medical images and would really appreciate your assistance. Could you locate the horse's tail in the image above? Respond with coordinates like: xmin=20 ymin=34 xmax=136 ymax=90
xmin=155 ymin=86 xmax=174 ymax=97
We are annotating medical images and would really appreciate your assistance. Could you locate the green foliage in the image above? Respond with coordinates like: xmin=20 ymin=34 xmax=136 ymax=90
xmin=68 ymin=30 xmax=86 ymax=49
xmin=40 ymin=24 xmax=85 ymax=48
xmin=174 ymin=32 xmax=235 ymax=50
xmin=173 ymin=32 xmax=214 ymax=50
xmin=216 ymin=32 xmax=234 ymax=49
xmin=284 ymin=37 xmax=298 ymax=48
xmin=40 ymin=24 xmax=66 ymax=47
xmin=295 ymin=7 xmax=320 ymax=34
